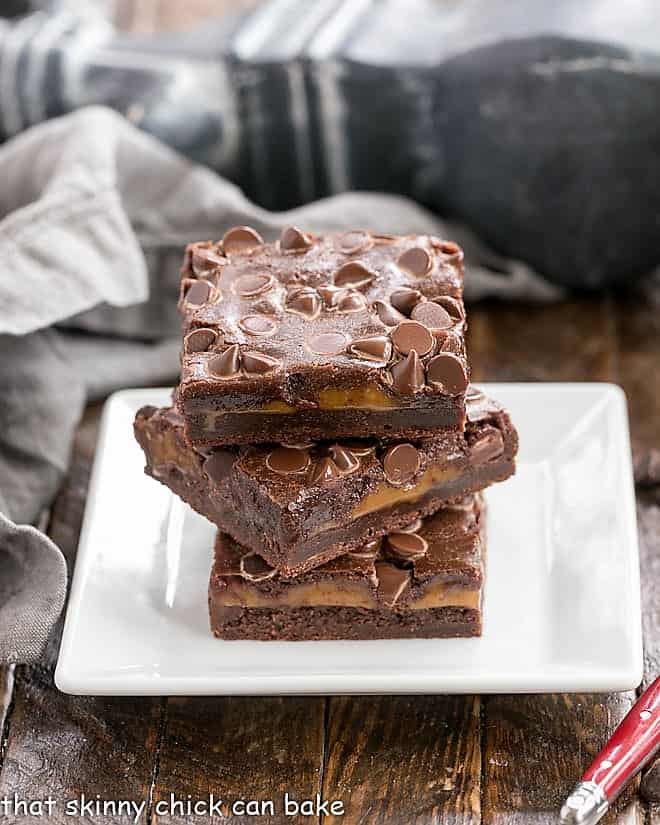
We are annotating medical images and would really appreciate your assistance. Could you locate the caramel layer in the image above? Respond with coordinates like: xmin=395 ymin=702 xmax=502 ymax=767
xmin=317 ymin=387 xmax=397 ymax=410
xmin=218 ymin=577 xmax=480 ymax=611
xmin=352 ymin=465 xmax=461 ymax=518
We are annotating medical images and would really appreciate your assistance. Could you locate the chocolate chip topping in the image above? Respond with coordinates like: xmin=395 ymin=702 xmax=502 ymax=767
xmin=191 ymin=243 xmax=226 ymax=276
xmin=470 ymin=427 xmax=505 ymax=464
xmin=233 ymin=273 xmax=275 ymax=297
xmin=238 ymin=314 xmax=278 ymax=336
xmin=410 ymin=301 xmax=453 ymax=330
xmin=337 ymin=291 xmax=367 ymax=313
xmin=384 ymin=531 xmax=429 ymax=562
xmin=185 ymin=327 xmax=218 ymax=352
xmin=399 ymin=516 xmax=424 ymax=534
xmin=348 ymin=538 xmax=381 ymax=559
xmin=390 ymin=350 xmax=425 ymax=394
xmin=466 ymin=386 xmax=491 ymax=422
xmin=334 ymin=261 xmax=376 ymax=289
xmin=436 ymin=296 xmax=464 ymax=321
xmin=242 ymin=351 xmax=280 ymax=375
xmin=327 ymin=445 xmax=360 ymax=474
xmin=382 ymin=443 xmax=421 ymax=486
xmin=348 ymin=335 xmax=392 ymax=362
xmin=280 ymin=226 xmax=313 ymax=252
xmin=337 ymin=230 xmax=373 ymax=255
xmin=426 ymin=352 xmax=468 ymax=394
xmin=316 ymin=284 xmax=342 ymax=308
xmin=286 ymin=286 xmax=321 ymax=319
xmin=203 ymin=450 xmax=235 ymax=484
xmin=390 ymin=288 xmax=423 ymax=316
xmin=185 ymin=280 xmax=212 ymax=305
xmin=208 ymin=344 xmax=241 ymax=379
xmin=222 ymin=225 xmax=263 ymax=255
xmin=375 ymin=562 xmax=411 ymax=607
xmin=240 ymin=552 xmax=277 ymax=582
xmin=307 ymin=332 xmax=348 ymax=355
xmin=309 ymin=456 xmax=343 ymax=485
xmin=266 ymin=446 xmax=310 ymax=474
xmin=436 ymin=240 xmax=461 ymax=257
xmin=391 ymin=320 xmax=434 ymax=357
xmin=373 ymin=300 xmax=406 ymax=327
xmin=397 ymin=246 xmax=432 ymax=277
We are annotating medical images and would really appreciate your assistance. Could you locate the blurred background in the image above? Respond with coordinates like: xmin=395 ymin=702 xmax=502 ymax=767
xmin=2 ymin=0 xmax=660 ymax=290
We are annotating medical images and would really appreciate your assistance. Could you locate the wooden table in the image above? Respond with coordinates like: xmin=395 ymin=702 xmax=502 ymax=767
xmin=1 ymin=2 xmax=659 ymax=823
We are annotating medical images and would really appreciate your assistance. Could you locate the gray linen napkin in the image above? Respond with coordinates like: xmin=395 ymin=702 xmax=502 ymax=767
xmin=0 ymin=105 xmax=560 ymax=663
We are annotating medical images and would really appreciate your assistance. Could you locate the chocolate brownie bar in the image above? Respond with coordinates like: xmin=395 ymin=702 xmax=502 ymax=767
xmin=134 ymin=387 xmax=515 ymax=576
xmin=177 ymin=226 xmax=469 ymax=446
xmin=209 ymin=494 xmax=486 ymax=641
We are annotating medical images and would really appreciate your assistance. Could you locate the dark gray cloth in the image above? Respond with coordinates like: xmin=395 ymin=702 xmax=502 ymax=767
xmin=0 ymin=105 xmax=560 ymax=663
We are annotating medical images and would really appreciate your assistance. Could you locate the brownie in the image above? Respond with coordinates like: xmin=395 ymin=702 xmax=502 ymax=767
xmin=177 ymin=225 xmax=469 ymax=447
xmin=208 ymin=494 xmax=486 ymax=641
xmin=134 ymin=387 xmax=516 ymax=576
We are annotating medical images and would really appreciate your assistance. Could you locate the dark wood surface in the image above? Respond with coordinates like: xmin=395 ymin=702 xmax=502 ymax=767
xmin=0 ymin=2 xmax=659 ymax=823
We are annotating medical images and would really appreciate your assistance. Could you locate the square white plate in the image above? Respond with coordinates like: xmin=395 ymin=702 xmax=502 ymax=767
xmin=56 ymin=383 xmax=643 ymax=695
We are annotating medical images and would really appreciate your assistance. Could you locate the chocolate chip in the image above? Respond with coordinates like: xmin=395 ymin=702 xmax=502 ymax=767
xmin=266 ymin=446 xmax=310 ymax=474
xmin=185 ymin=280 xmax=212 ymax=305
xmin=466 ymin=386 xmax=491 ymax=423
xmin=185 ymin=327 xmax=218 ymax=352
xmin=410 ymin=301 xmax=453 ymax=330
xmin=391 ymin=320 xmax=434 ymax=357
xmin=242 ymin=351 xmax=280 ymax=375
xmin=399 ymin=516 xmax=424 ymax=534
xmin=208 ymin=344 xmax=241 ymax=379
xmin=327 ymin=445 xmax=360 ymax=474
xmin=383 ymin=443 xmax=421 ymax=486
xmin=437 ymin=331 xmax=463 ymax=356
xmin=348 ymin=335 xmax=392 ymax=362
xmin=238 ymin=314 xmax=278 ymax=336
xmin=437 ymin=240 xmax=461 ymax=258
xmin=233 ymin=273 xmax=275 ymax=297
xmin=397 ymin=246 xmax=432 ymax=277
xmin=307 ymin=332 xmax=348 ymax=355
xmin=390 ymin=350 xmax=425 ymax=394
xmin=309 ymin=456 xmax=343 ymax=485
xmin=390 ymin=288 xmax=423 ymax=316
xmin=334 ymin=260 xmax=377 ymax=289
xmin=337 ymin=230 xmax=373 ymax=255
xmin=191 ymin=243 xmax=226 ymax=276
xmin=373 ymin=300 xmax=406 ymax=327
xmin=203 ymin=450 xmax=235 ymax=484
xmin=340 ymin=441 xmax=376 ymax=457
xmin=348 ymin=538 xmax=381 ymax=559
xmin=240 ymin=552 xmax=277 ymax=582
xmin=222 ymin=225 xmax=263 ymax=254
xmin=436 ymin=296 xmax=464 ymax=321
xmin=317 ymin=284 xmax=344 ymax=308
xmin=286 ymin=287 xmax=321 ymax=319
xmin=426 ymin=353 xmax=468 ymax=394
xmin=384 ymin=531 xmax=428 ymax=562
xmin=280 ymin=225 xmax=313 ymax=252
xmin=337 ymin=291 xmax=367 ymax=313
xmin=375 ymin=562 xmax=411 ymax=606
xmin=470 ymin=427 xmax=505 ymax=464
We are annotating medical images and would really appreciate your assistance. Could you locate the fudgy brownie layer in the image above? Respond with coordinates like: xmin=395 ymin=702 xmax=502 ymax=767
xmin=209 ymin=606 xmax=481 ymax=641
xmin=134 ymin=388 xmax=515 ymax=576
xmin=177 ymin=226 xmax=470 ymax=446
xmin=209 ymin=495 xmax=486 ymax=641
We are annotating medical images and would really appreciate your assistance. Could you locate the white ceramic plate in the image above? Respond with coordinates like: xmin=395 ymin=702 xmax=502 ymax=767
xmin=56 ymin=383 xmax=643 ymax=695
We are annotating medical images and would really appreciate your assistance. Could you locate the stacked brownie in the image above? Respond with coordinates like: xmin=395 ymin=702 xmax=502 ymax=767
xmin=134 ymin=226 xmax=518 ymax=640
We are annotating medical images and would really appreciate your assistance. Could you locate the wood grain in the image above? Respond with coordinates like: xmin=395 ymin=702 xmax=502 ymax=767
xmin=322 ymin=696 xmax=481 ymax=825
xmin=153 ymin=696 xmax=325 ymax=824
xmin=469 ymin=296 xmax=644 ymax=825
xmin=614 ymin=278 xmax=660 ymax=482
xmin=0 ymin=407 xmax=162 ymax=825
